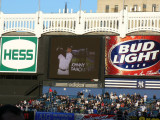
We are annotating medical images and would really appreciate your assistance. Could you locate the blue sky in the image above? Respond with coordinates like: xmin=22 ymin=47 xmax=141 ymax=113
xmin=2 ymin=0 xmax=97 ymax=14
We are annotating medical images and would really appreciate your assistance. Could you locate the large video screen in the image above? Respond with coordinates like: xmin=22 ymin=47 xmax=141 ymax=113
xmin=105 ymin=36 xmax=160 ymax=76
xmin=48 ymin=36 xmax=102 ymax=79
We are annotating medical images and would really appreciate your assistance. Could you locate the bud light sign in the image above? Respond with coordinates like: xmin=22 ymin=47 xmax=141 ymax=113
xmin=0 ymin=37 xmax=38 ymax=73
xmin=106 ymin=36 xmax=160 ymax=76
xmin=110 ymin=40 xmax=159 ymax=70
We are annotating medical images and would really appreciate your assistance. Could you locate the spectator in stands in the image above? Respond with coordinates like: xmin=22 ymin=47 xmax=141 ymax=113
xmin=117 ymin=102 xmax=120 ymax=109
xmin=122 ymin=94 xmax=126 ymax=101
xmin=137 ymin=93 xmax=141 ymax=100
xmin=13 ymin=90 xmax=160 ymax=120
xmin=88 ymin=93 xmax=91 ymax=98
xmin=133 ymin=93 xmax=137 ymax=101
xmin=110 ymin=92 xmax=114 ymax=100
xmin=123 ymin=110 xmax=128 ymax=120
xmin=126 ymin=93 xmax=130 ymax=98
xmin=156 ymin=104 xmax=159 ymax=111
xmin=119 ymin=94 xmax=123 ymax=100
xmin=144 ymin=94 xmax=147 ymax=103
xmin=157 ymin=112 xmax=160 ymax=118
xmin=53 ymin=90 xmax=57 ymax=97
xmin=77 ymin=91 xmax=80 ymax=98
xmin=49 ymin=88 xmax=53 ymax=102
xmin=117 ymin=109 xmax=123 ymax=120
xmin=105 ymin=91 xmax=110 ymax=99
xmin=80 ymin=91 xmax=83 ymax=96
xmin=43 ymin=93 xmax=47 ymax=99
xmin=153 ymin=94 xmax=156 ymax=99
xmin=0 ymin=104 xmax=25 ymax=120
xmin=142 ymin=109 xmax=147 ymax=117
xmin=91 ymin=94 xmax=94 ymax=99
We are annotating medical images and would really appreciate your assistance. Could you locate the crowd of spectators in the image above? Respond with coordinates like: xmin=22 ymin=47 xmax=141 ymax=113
xmin=14 ymin=88 xmax=160 ymax=119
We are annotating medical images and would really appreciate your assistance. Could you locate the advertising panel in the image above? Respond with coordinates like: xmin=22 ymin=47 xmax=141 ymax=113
xmin=81 ymin=114 xmax=115 ymax=120
xmin=0 ymin=37 xmax=38 ymax=73
xmin=139 ymin=117 xmax=160 ymax=120
xmin=48 ymin=36 xmax=101 ymax=79
xmin=105 ymin=36 xmax=160 ymax=76
xmin=105 ymin=78 xmax=160 ymax=89
xmin=35 ymin=112 xmax=74 ymax=120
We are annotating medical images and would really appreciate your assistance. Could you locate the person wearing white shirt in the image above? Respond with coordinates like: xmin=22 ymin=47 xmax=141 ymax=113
xmin=119 ymin=94 xmax=122 ymax=100
xmin=144 ymin=94 xmax=147 ymax=103
xmin=57 ymin=47 xmax=73 ymax=75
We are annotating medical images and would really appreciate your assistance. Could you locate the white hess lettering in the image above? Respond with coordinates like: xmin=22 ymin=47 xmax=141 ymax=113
xmin=113 ymin=41 xmax=159 ymax=64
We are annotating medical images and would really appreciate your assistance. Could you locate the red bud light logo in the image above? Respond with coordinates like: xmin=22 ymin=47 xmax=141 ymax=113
xmin=110 ymin=40 xmax=160 ymax=70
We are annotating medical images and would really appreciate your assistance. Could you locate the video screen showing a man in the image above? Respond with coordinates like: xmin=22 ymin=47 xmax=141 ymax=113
xmin=48 ymin=36 xmax=101 ymax=79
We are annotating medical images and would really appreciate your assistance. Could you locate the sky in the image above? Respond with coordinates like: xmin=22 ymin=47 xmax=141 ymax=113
xmin=1 ymin=0 xmax=97 ymax=14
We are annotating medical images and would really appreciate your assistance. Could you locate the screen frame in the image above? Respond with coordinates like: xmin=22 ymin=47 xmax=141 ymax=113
xmin=47 ymin=35 xmax=105 ymax=81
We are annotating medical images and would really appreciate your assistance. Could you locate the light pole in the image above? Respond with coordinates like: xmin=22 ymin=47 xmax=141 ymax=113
xmin=122 ymin=0 xmax=125 ymax=24
xmin=123 ymin=0 xmax=125 ymax=10
xmin=38 ymin=0 xmax=40 ymax=24
xmin=79 ymin=0 xmax=81 ymax=24
xmin=39 ymin=0 xmax=40 ymax=12
xmin=0 ymin=0 xmax=1 ymax=13
xmin=80 ymin=0 xmax=81 ymax=11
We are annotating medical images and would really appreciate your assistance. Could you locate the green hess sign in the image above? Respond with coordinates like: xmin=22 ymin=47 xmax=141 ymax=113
xmin=0 ymin=37 xmax=38 ymax=73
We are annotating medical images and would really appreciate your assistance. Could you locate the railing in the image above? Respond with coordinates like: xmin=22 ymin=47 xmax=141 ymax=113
xmin=0 ymin=13 xmax=36 ymax=35
xmin=127 ymin=12 xmax=160 ymax=34
xmin=0 ymin=10 xmax=160 ymax=38
xmin=83 ymin=12 xmax=120 ymax=34
xmin=42 ymin=13 xmax=77 ymax=34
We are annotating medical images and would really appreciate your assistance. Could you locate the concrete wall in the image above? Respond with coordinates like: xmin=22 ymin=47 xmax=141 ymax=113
xmin=97 ymin=0 xmax=160 ymax=13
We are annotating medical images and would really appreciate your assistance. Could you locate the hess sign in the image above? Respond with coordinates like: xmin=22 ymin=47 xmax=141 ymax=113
xmin=0 ymin=37 xmax=38 ymax=73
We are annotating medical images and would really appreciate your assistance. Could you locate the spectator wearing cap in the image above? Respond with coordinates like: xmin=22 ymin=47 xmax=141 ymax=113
xmin=49 ymin=88 xmax=53 ymax=102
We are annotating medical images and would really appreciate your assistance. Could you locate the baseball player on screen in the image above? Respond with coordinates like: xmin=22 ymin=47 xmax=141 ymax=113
xmin=57 ymin=46 xmax=73 ymax=75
